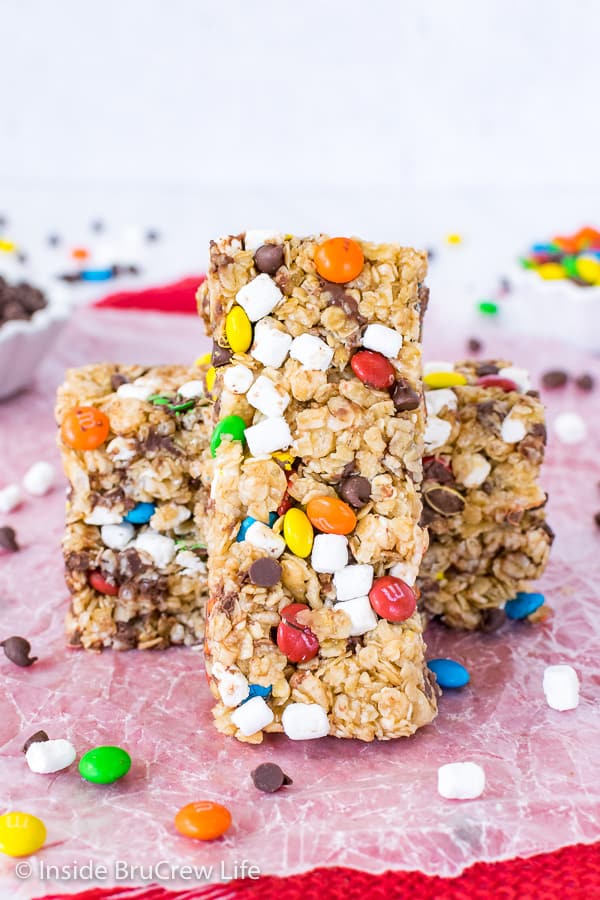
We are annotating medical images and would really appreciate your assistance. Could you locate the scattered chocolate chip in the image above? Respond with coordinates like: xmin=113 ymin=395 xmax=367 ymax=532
xmin=467 ymin=337 xmax=483 ymax=353
xmin=423 ymin=458 xmax=455 ymax=485
xmin=251 ymin=762 xmax=292 ymax=793
xmin=595 ymin=512 xmax=600 ymax=529
xmin=254 ymin=244 xmax=284 ymax=276
xmin=1 ymin=636 xmax=37 ymax=667
xmin=3 ymin=300 xmax=27 ymax=321
xmin=22 ymin=730 xmax=49 ymax=753
xmin=391 ymin=378 xmax=420 ymax=412
xmin=321 ymin=280 xmax=367 ymax=327
xmin=423 ymin=485 xmax=465 ymax=516
xmin=541 ymin=369 xmax=568 ymax=389
xmin=249 ymin=558 xmax=282 ymax=587
xmin=475 ymin=363 xmax=500 ymax=377
xmin=525 ymin=389 xmax=541 ymax=399
xmin=59 ymin=271 xmax=82 ymax=283
xmin=340 ymin=475 xmax=371 ymax=508
xmin=110 ymin=373 xmax=129 ymax=390
xmin=0 ymin=526 xmax=19 ymax=552
xmin=575 ymin=373 xmax=595 ymax=392
xmin=479 ymin=608 xmax=507 ymax=633
xmin=211 ymin=341 xmax=232 ymax=367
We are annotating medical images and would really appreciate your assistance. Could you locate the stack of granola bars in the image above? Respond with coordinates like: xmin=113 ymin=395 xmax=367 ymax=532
xmin=55 ymin=232 xmax=552 ymax=743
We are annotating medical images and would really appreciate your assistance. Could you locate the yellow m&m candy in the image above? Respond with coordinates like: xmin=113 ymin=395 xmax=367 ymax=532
xmin=205 ymin=366 xmax=217 ymax=393
xmin=0 ymin=811 xmax=46 ymax=857
xmin=195 ymin=352 xmax=212 ymax=367
xmin=423 ymin=372 xmax=467 ymax=389
xmin=225 ymin=306 xmax=253 ymax=353
xmin=283 ymin=508 xmax=314 ymax=558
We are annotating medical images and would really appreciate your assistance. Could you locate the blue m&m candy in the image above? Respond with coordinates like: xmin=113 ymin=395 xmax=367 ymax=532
xmin=242 ymin=684 xmax=272 ymax=704
xmin=237 ymin=514 xmax=278 ymax=542
xmin=124 ymin=502 xmax=156 ymax=524
xmin=505 ymin=591 xmax=545 ymax=620
xmin=428 ymin=658 xmax=470 ymax=689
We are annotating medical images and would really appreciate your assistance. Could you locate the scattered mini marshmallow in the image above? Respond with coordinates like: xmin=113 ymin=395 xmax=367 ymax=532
xmin=106 ymin=437 xmax=137 ymax=464
xmin=460 ymin=454 xmax=491 ymax=488
xmin=543 ymin=664 xmax=580 ymax=711
xmin=244 ymin=230 xmax=282 ymax=252
xmin=281 ymin=702 xmax=330 ymax=740
xmin=250 ymin=318 xmax=292 ymax=368
xmin=333 ymin=564 xmax=374 ymax=602
xmin=554 ymin=412 xmax=588 ymax=445
xmin=175 ymin=549 xmax=207 ymax=575
xmin=424 ymin=360 xmax=454 ymax=375
xmin=217 ymin=669 xmax=250 ymax=708
xmin=116 ymin=382 xmax=157 ymax=401
xmin=224 ymin=364 xmax=254 ymax=395
xmin=100 ymin=522 xmax=135 ymax=550
xmin=245 ymin=417 xmax=292 ymax=456
xmin=389 ymin=560 xmax=419 ymax=586
xmin=247 ymin=375 xmax=290 ymax=417
xmin=0 ymin=484 xmax=21 ymax=513
xmin=311 ymin=534 xmax=348 ymax=573
xmin=362 ymin=324 xmax=402 ymax=358
xmin=289 ymin=334 xmax=334 ymax=371
xmin=23 ymin=462 xmax=55 ymax=496
xmin=85 ymin=507 xmax=124 ymax=526
xmin=177 ymin=380 xmax=204 ymax=399
xmin=135 ymin=531 xmax=176 ymax=568
xmin=244 ymin=521 xmax=286 ymax=558
xmin=236 ymin=274 xmax=283 ymax=322
xmin=424 ymin=416 xmax=452 ymax=452
xmin=26 ymin=738 xmax=77 ymax=774
xmin=498 ymin=366 xmax=530 ymax=392
xmin=334 ymin=595 xmax=378 ymax=636
xmin=425 ymin=388 xmax=458 ymax=417
xmin=438 ymin=762 xmax=486 ymax=800
xmin=500 ymin=413 xmax=527 ymax=444
xmin=231 ymin=696 xmax=274 ymax=736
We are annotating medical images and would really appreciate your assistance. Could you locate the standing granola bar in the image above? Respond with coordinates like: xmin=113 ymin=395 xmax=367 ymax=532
xmin=56 ymin=364 xmax=211 ymax=650
xmin=203 ymin=232 xmax=437 ymax=743
xmin=417 ymin=360 xmax=553 ymax=630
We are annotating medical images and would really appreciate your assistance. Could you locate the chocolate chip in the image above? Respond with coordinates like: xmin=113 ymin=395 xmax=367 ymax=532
xmin=251 ymin=762 xmax=292 ymax=793
xmin=254 ymin=244 xmax=284 ymax=276
xmin=575 ymin=373 xmax=595 ymax=392
xmin=0 ymin=526 xmax=19 ymax=552
xmin=480 ymin=608 xmax=507 ymax=633
xmin=3 ymin=300 xmax=27 ymax=320
xmin=1 ymin=636 xmax=37 ymax=667
xmin=110 ymin=373 xmax=129 ymax=391
xmin=249 ymin=558 xmax=282 ymax=587
xmin=22 ymin=730 xmax=49 ymax=753
xmin=321 ymin=280 xmax=367 ymax=327
xmin=423 ymin=485 xmax=465 ymax=516
xmin=467 ymin=337 xmax=483 ymax=353
xmin=475 ymin=363 xmax=500 ymax=377
xmin=211 ymin=341 xmax=232 ymax=367
xmin=595 ymin=512 xmax=600 ymax=529
xmin=391 ymin=378 xmax=420 ymax=412
xmin=423 ymin=458 xmax=455 ymax=485
xmin=541 ymin=369 xmax=568 ymax=389
xmin=340 ymin=475 xmax=371 ymax=508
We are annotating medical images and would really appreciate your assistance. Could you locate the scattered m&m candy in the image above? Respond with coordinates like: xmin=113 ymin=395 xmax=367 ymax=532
xmin=88 ymin=570 xmax=119 ymax=596
xmin=79 ymin=746 xmax=131 ymax=784
xmin=283 ymin=508 xmax=314 ymax=557
xmin=306 ymin=496 xmax=356 ymax=535
xmin=277 ymin=603 xmax=319 ymax=663
xmin=124 ymin=502 xmax=156 ymax=524
xmin=210 ymin=415 xmax=247 ymax=457
xmin=0 ymin=812 xmax=46 ymax=857
xmin=175 ymin=801 xmax=232 ymax=841
xmin=428 ymin=658 xmax=470 ymax=689
xmin=423 ymin=371 xmax=467 ymax=389
xmin=61 ymin=406 xmax=110 ymax=450
xmin=351 ymin=350 xmax=395 ymax=390
xmin=476 ymin=374 xmax=518 ymax=392
xmin=368 ymin=576 xmax=416 ymax=623
xmin=314 ymin=237 xmax=364 ymax=284
xmin=225 ymin=306 xmax=253 ymax=353
xmin=505 ymin=591 xmax=545 ymax=620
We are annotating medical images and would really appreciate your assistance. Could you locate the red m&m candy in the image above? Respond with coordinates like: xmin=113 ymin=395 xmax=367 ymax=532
xmin=351 ymin=351 xmax=395 ymax=390
xmin=88 ymin=571 xmax=119 ymax=596
xmin=476 ymin=375 xmax=518 ymax=392
xmin=369 ymin=576 xmax=416 ymax=622
xmin=276 ymin=603 xmax=319 ymax=663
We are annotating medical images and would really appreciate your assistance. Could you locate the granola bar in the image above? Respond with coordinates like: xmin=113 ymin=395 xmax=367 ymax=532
xmin=202 ymin=232 xmax=437 ymax=743
xmin=56 ymin=364 xmax=211 ymax=650
xmin=417 ymin=359 xmax=553 ymax=630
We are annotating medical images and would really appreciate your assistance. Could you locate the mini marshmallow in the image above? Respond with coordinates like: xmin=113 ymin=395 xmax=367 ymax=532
xmin=554 ymin=412 xmax=588 ymax=445
xmin=101 ymin=522 xmax=135 ymax=550
xmin=0 ymin=484 xmax=21 ymax=513
xmin=23 ymin=461 xmax=55 ymax=496
xmin=106 ymin=437 xmax=137 ymax=464
xmin=236 ymin=274 xmax=283 ymax=322
xmin=289 ymin=334 xmax=334 ymax=371
xmin=460 ymin=453 xmax=491 ymax=488
xmin=424 ymin=360 xmax=454 ymax=375
xmin=217 ymin=669 xmax=250 ymax=708
xmin=244 ymin=521 xmax=286 ymax=558
xmin=437 ymin=762 xmax=485 ymax=800
xmin=501 ymin=413 xmax=527 ymax=444
xmin=543 ymin=664 xmax=580 ymax=711
xmin=425 ymin=389 xmax=458 ymax=417
xmin=250 ymin=318 xmax=292 ymax=368
xmin=311 ymin=534 xmax=348 ymax=573
xmin=175 ymin=549 xmax=207 ymax=575
xmin=84 ymin=507 xmax=124 ymax=526
xmin=281 ymin=702 xmax=330 ymax=740
xmin=230 ymin=695 xmax=274 ymax=736
xmin=389 ymin=560 xmax=419 ymax=586
xmin=334 ymin=595 xmax=378 ymax=636
xmin=223 ymin=364 xmax=254 ymax=394
xmin=424 ymin=416 xmax=452 ymax=452
xmin=177 ymin=380 xmax=204 ymax=399
xmin=26 ymin=738 xmax=76 ymax=774
xmin=498 ymin=366 xmax=530 ymax=392
xmin=116 ymin=382 xmax=156 ymax=401
xmin=333 ymin=564 xmax=374 ymax=602
xmin=244 ymin=230 xmax=282 ymax=252
xmin=362 ymin=324 xmax=402 ymax=358
xmin=245 ymin=417 xmax=292 ymax=456
xmin=135 ymin=531 xmax=176 ymax=568
xmin=247 ymin=375 xmax=290 ymax=417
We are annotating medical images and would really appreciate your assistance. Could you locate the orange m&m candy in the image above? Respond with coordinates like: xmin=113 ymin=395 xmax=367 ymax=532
xmin=175 ymin=801 xmax=232 ymax=841
xmin=306 ymin=495 xmax=356 ymax=535
xmin=61 ymin=406 xmax=110 ymax=451
xmin=314 ymin=237 xmax=364 ymax=284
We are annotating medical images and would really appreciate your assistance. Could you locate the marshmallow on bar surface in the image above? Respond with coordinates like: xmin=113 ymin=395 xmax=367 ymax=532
xmin=231 ymin=696 xmax=274 ymax=736
xmin=245 ymin=416 xmax=292 ymax=456
xmin=236 ymin=274 xmax=283 ymax=322
xmin=282 ymin=703 xmax=330 ymax=740
xmin=251 ymin=318 xmax=292 ymax=368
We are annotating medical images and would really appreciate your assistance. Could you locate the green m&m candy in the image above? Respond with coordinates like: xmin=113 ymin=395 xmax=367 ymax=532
xmin=79 ymin=746 xmax=131 ymax=784
xmin=210 ymin=415 xmax=247 ymax=458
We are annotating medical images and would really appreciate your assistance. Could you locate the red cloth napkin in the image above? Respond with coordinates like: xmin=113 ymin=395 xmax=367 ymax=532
xmin=93 ymin=276 xmax=205 ymax=314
